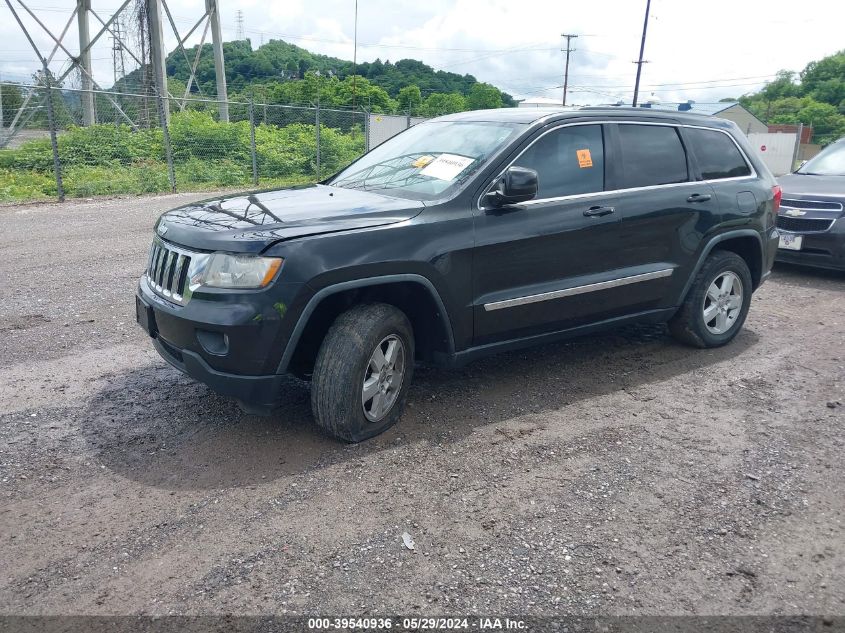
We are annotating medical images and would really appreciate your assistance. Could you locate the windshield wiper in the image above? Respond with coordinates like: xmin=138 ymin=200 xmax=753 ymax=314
xmin=338 ymin=164 xmax=422 ymax=190
xmin=352 ymin=172 xmax=435 ymax=192
xmin=246 ymin=195 xmax=283 ymax=223
xmin=331 ymin=153 xmax=438 ymax=190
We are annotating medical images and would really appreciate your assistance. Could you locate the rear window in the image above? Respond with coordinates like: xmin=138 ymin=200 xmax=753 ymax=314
xmin=685 ymin=127 xmax=751 ymax=180
xmin=617 ymin=124 xmax=689 ymax=188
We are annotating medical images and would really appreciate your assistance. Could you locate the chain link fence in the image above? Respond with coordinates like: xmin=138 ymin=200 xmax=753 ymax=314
xmin=0 ymin=83 xmax=417 ymax=203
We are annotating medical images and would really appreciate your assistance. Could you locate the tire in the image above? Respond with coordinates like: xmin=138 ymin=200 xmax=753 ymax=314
xmin=669 ymin=250 xmax=753 ymax=348
xmin=311 ymin=303 xmax=414 ymax=442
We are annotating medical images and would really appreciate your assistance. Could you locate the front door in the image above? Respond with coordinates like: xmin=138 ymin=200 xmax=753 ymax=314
xmin=472 ymin=122 xmax=629 ymax=345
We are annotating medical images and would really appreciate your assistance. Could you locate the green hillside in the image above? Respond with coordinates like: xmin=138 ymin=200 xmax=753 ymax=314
xmin=115 ymin=38 xmax=515 ymax=115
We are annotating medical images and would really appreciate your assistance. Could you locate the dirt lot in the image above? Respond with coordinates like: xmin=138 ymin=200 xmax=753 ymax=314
xmin=0 ymin=194 xmax=843 ymax=618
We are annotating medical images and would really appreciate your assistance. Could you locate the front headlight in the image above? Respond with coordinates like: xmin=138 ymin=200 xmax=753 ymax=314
xmin=189 ymin=253 xmax=283 ymax=290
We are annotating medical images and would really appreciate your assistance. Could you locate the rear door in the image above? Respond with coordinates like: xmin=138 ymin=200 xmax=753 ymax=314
xmin=608 ymin=122 xmax=720 ymax=312
xmin=472 ymin=122 xmax=628 ymax=346
xmin=682 ymin=125 xmax=758 ymax=226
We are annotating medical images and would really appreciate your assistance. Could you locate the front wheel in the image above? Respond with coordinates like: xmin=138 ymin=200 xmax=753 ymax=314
xmin=311 ymin=303 xmax=414 ymax=442
xmin=669 ymin=250 xmax=753 ymax=348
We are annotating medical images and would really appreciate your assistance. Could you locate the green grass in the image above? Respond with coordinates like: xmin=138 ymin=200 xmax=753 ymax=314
xmin=0 ymin=110 xmax=363 ymax=204
xmin=0 ymin=162 xmax=318 ymax=204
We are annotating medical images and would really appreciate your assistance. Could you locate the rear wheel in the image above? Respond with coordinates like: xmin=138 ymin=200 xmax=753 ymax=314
xmin=311 ymin=303 xmax=414 ymax=442
xmin=669 ymin=250 xmax=752 ymax=348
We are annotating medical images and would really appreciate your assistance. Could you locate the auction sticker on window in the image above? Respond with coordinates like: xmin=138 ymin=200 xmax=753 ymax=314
xmin=420 ymin=154 xmax=475 ymax=180
xmin=411 ymin=155 xmax=435 ymax=168
xmin=576 ymin=149 xmax=593 ymax=168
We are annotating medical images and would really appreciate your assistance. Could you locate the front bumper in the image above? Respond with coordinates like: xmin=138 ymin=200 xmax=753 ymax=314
xmin=775 ymin=219 xmax=845 ymax=271
xmin=136 ymin=274 xmax=308 ymax=406
xmin=152 ymin=335 xmax=287 ymax=407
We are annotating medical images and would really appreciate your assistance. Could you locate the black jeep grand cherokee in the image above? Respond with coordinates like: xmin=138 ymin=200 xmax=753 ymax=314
xmin=137 ymin=107 xmax=780 ymax=441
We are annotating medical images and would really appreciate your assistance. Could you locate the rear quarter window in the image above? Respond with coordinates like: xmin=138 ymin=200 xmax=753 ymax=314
xmin=685 ymin=127 xmax=752 ymax=180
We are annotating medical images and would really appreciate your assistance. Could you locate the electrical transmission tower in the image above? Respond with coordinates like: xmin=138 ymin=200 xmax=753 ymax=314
xmin=235 ymin=9 xmax=245 ymax=40
xmin=2 ymin=0 xmax=231 ymax=144
xmin=110 ymin=14 xmax=128 ymax=125
xmin=111 ymin=15 xmax=128 ymax=89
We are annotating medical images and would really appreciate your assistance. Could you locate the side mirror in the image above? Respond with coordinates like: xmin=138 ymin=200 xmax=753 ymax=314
xmin=485 ymin=166 xmax=538 ymax=207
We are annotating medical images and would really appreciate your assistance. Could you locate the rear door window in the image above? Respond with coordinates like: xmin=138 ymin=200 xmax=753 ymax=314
xmin=685 ymin=127 xmax=752 ymax=179
xmin=617 ymin=124 xmax=689 ymax=188
xmin=512 ymin=124 xmax=605 ymax=198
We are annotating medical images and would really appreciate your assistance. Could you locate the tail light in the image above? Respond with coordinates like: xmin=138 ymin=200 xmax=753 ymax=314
xmin=770 ymin=184 xmax=782 ymax=228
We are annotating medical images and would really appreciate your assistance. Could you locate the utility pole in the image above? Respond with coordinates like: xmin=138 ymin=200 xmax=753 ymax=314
xmin=0 ymin=72 xmax=4 ymax=132
xmin=206 ymin=0 xmax=229 ymax=121
xmin=146 ymin=0 xmax=170 ymax=124
xmin=561 ymin=33 xmax=578 ymax=106
xmin=632 ymin=0 xmax=651 ymax=107
xmin=77 ymin=0 xmax=95 ymax=125
xmin=351 ymin=0 xmax=358 ymax=111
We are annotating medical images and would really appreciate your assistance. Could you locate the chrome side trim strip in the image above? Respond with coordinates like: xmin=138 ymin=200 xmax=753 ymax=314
xmin=483 ymin=268 xmax=674 ymax=312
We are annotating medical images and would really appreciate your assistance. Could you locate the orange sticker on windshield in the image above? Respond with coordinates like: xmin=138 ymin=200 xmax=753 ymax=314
xmin=412 ymin=155 xmax=435 ymax=168
xmin=577 ymin=149 xmax=593 ymax=168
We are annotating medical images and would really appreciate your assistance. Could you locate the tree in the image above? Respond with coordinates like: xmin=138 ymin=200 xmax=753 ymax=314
xmin=335 ymin=76 xmax=396 ymax=112
xmin=420 ymin=92 xmax=466 ymax=116
xmin=808 ymin=78 xmax=845 ymax=109
xmin=466 ymin=82 xmax=503 ymax=110
xmin=397 ymin=85 xmax=422 ymax=114
xmin=796 ymin=101 xmax=845 ymax=144
xmin=800 ymin=50 xmax=845 ymax=101
xmin=1 ymin=83 xmax=24 ymax=127
xmin=155 ymin=37 xmax=516 ymax=107
xmin=27 ymin=70 xmax=73 ymax=128
xmin=760 ymin=70 xmax=800 ymax=101
xmin=298 ymin=59 xmax=311 ymax=79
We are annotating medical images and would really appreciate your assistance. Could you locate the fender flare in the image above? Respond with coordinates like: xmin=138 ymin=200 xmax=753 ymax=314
xmin=277 ymin=273 xmax=456 ymax=373
xmin=678 ymin=229 xmax=765 ymax=301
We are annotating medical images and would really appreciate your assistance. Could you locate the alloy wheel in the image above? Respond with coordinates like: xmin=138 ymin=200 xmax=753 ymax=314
xmin=361 ymin=334 xmax=406 ymax=422
xmin=702 ymin=271 xmax=743 ymax=335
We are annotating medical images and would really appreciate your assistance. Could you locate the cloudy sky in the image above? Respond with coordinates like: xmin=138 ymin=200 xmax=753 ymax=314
xmin=1 ymin=0 xmax=843 ymax=105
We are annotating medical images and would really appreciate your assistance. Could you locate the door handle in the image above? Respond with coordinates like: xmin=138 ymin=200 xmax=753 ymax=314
xmin=584 ymin=205 xmax=615 ymax=217
xmin=687 ymin=193 xmax=712 ymax=203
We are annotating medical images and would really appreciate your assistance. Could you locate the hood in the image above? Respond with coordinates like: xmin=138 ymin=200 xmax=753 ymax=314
xmin=776 ymin=173 xmax=845 ymax=220
xmin=778 ymin=172 xmax=845 ymax=198
xmin=155 ymin=184 xmax=424 ymax=253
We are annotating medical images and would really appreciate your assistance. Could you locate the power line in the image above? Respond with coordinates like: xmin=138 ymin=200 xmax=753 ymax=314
xmin=573 ymin=73 xmax=783 ymax=89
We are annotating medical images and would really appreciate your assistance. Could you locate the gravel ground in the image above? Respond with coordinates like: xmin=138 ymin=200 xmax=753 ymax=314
xmin=0 ymin=194 xmax=843 ymax=618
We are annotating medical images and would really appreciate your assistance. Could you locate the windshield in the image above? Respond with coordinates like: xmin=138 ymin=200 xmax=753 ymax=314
xmin=329 ymin=120 xmax=524 ymax=200
xmin=797 ymin=140 xmax=845 ymax=176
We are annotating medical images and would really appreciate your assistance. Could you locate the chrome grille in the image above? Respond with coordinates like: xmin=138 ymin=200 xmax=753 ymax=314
xmin=781 ymin=198 xmax=843 ymax=212
xmin=776 ymin=216 xmax=835 ymax=233
xmin=146 ymin=238 xmax=192 ymax=304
